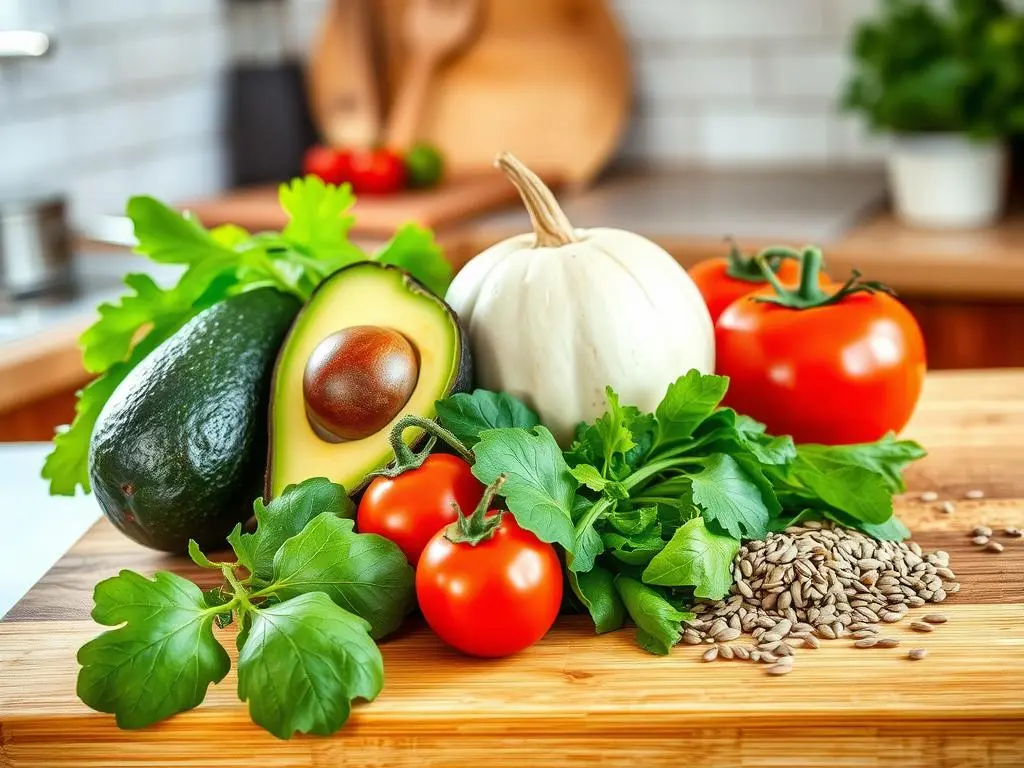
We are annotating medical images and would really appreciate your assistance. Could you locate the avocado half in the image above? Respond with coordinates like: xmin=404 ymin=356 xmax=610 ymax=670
xmin=267 ymin=262 xmax=472 ymax=498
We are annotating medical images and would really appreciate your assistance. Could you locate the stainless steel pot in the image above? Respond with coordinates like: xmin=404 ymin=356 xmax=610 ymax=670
xmin=0 ymin=193 xmax=76 ymax=300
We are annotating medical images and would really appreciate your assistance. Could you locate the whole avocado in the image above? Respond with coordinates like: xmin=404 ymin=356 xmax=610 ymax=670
xmin=89 ymin=289 xmax=301 ymax=553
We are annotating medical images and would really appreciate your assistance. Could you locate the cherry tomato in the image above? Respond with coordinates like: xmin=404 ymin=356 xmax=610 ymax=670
xmin=349 ymin=148 xmax=407 ymax=195
xmin=358 ymin=454 xmax=485 ymax=566
xmin=416 ymin=480 xmax=562 ymax=658
xmin=715 ymin=248 xmax=926 ymax=445
xmin=303 ymin=145 xmax=353 ymax=186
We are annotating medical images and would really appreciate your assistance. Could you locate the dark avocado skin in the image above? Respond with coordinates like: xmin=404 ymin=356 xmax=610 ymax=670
xmin=89 ymin=289 xmax=301 ymax=553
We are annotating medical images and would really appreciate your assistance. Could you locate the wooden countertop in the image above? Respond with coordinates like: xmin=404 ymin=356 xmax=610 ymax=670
xmin=1 ymin=369 xmax=1023 ymax=767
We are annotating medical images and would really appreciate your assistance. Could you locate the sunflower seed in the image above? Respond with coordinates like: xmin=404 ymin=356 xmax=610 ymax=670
xmin=875 ymin=637 xmax=900 ymax=648
xmin=1004 ymin=527 xmax=1022 ymax=538
xmin=985 ymin=541 xmax=1004 ymax=553
xmin=765 ymin=664 xmax=793 ymax=675
xmin=816 ymin=624 xmax=837 ymax=640
xmin=908 ymin=648 xmax=928 ymax=661
xmin=964 ymin=489 xmax=985 ymax=500
xmin=717 ymin=644 xmax=734 ymax=660
xmin=702 ymin=647 xmax=718 ymax=662
xmin=972 ymin=535 xmax=990 ymax=546
xmin=686 ymin=523 xmax=957 ymax=673
xmin=910 ymin=621 xmax=935 ymax=633
xmin=919 ymin=491 xmax=939 ymax=503
xmin=973 ymin=526 xmax=993 ymax=537
xmin=923 ymin=613 xmax=948 ymax=624
xmin=854 ymin=638 xmax=879 ymax=648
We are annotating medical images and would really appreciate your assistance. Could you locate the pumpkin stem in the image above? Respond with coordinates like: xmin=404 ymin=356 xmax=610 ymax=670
xmin=495 ymin=151 xmax=576 ymax=248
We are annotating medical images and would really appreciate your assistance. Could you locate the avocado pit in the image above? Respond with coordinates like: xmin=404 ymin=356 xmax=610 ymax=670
xmin=303 ymin=325 xmax=420 ymax=442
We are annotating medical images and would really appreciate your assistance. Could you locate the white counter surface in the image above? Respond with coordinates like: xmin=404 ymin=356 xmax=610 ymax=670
xmin=0 ymin=443 xmax=101 ymax=618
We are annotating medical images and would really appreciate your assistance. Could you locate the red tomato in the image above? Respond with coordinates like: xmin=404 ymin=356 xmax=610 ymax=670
xmin=690 ymin=245 xmax=823 ymax=323
xmin=349 ymin=148 xmax=407 ymax=195
xmin=302 ymin=145 xmax=353 ymax=185
xmin=715 ymin=250 xmax=926 ymax=445
xmin=416 ymin=496 xmax=562 ymax=658
xmin=358 ymin=454 xmax=485 ymax=566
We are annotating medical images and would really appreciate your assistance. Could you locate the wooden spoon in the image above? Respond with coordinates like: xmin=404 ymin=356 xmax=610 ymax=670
xmin=307 ymin=0 xmax=383 ymax=148
xmin=384 ymin=0 xmax=480 ymax=150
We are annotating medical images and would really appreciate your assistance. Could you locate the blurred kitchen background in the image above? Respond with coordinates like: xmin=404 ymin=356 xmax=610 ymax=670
xmin=1 ymin=0 xmax=1023 ymax=445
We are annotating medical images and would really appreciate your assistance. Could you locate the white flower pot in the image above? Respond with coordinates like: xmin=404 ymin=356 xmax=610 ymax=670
xmin=886 ymin=135 xmax=1008 ymax=230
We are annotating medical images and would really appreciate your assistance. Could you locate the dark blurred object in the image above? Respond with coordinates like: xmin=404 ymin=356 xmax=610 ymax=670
xmin=0 ymin=192 xmax=75 ymax=301
xmin=225 ymin=0 xmax=317 ymax=187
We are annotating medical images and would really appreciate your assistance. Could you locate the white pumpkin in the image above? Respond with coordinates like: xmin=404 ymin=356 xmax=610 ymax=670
xmin=446 ymin=153 xmax=715 ymax=444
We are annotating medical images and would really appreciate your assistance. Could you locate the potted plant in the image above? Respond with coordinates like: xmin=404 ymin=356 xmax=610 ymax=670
xmin=841 ymin=0 xmax=1024 ymax=229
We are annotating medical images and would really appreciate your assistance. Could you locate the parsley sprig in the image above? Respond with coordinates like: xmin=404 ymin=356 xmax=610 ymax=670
xmin=76 ymin=478 xmax=414 ymax=739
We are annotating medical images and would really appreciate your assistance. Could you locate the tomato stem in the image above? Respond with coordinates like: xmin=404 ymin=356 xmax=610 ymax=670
xmin=724 ymin=240 xmax=800 ymax=283
xmin=754 ymin=245 xmax=895 ymax=310
xmin=368 ymin=414 xmax=474 ymax=480
xmin=445 ymin=474 xmax=507 ymax=546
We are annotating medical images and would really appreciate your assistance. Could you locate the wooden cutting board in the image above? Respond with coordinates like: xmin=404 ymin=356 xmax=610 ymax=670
xmin=375 ymin=0 xmax=631 ymax=184
xmin=2 ymin=370 xmax=1023 ymax=767
xmin=181 ymin=171 xmax=526 ymax=237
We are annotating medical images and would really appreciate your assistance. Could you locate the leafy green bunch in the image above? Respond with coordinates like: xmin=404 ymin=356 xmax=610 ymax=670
xmin=43 ymin=177 xmax=454 ymax=497
xmin=841 ymin=0 xmax=1024 ymax=137
xmin=76 ymin=478 xmax=414 ymax=739
xmin=436 ymin=371 xmax=924 ymax=655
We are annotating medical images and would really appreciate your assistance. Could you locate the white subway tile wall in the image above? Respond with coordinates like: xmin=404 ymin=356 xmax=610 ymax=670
xmin=0 ymin=0 xmax=884 ymax=228
xmin=0 ymin=0 xmax=229 ymax=228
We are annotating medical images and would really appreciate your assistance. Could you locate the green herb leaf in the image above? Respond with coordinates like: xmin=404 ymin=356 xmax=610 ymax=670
xmin=228 ymin=478 xmax=354 ymax=581
xmin=602 ymin=525 xmax=666 ymax=566
xmin=269 ymin=514 xmax=414 ymax=639
xmin=569 ymin=464 xmax=628 ymax=500
xmin=731 ymin=413 xmax=797 ymax=465
xmin=569 ymin=566 xmax=625 ymax=634
xmin=435 ymin=389 xmax=540 ymax=449
xmin=279 ymin=175 xmax=362 ymax=269
xmin=788 ymin=464 xmax=893 ymax=525
xmin=76 ymin=570 xmax=230 ymax=729
xmin=237 ymin=592 xmax=383 ymax=740
xmin=642 ymin=517 xmax=739 ymax=600
xmin=128 ymin=196 xmax=234 ymax=265
xmin=374 ymin=223 xmax=453 ymax=296
xmin=796 ymin=435 xmax=926 ymax=493
xmin=568 ymin=388 xmax=655 ymax=479
xmin=855 ymin=513 xmax=911 ymax=541
xmin=653 ymin=370 xmax=730 ymax=452
xmin=471 ymin=427 xmax=579 ymax=552
xmin=614 ymin=576 xmax=693 ymax=655
xmin=607 ymin=505 xmax=659 ymax=536
xmin=686 ymin=454 xmax=775 ymax=539
xmin=825 ymin=509 xmax=911 ymax=541
xmin=187 ymin=540 xmax=221 ymax=569
xmin=572 ymin=522 xmax=607 ymax=573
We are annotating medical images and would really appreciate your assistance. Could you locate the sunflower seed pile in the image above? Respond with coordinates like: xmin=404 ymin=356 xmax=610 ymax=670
xmin=683 ymin=521 xmax=959 ymax=675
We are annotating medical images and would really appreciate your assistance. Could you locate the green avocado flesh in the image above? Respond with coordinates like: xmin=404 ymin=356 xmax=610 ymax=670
xmin=268 ymin=262 xmax=471 ymax=498
xmin=89 ymin=289 xmax=301 ymax=553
